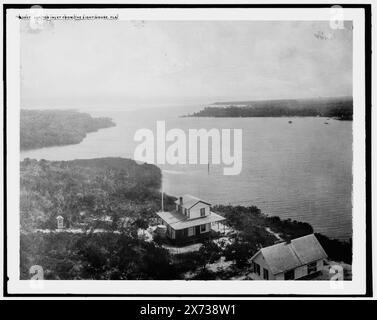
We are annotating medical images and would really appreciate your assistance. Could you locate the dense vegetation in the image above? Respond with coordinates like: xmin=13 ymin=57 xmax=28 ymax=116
xmin=187 ymin=97 xmax=353 ymax=120
xmin=214 ymin=205 xmax=313 ymax=240
xmin=20 ymin=109 xmax=115 ymax=150
xmin=20 ymin=158 xmax=352 ymax=280
xmin=20 ymin=157 xmax=178 ymax=279
xmin=20 ymin=157 xmax=169 ymax=232
xmin=20 ymin=232 xmax=178 ymax=280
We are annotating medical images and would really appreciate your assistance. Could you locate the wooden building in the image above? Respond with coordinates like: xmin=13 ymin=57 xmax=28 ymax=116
xmin=156 ymin=195 xmax=226 ymax=243
xmin=249 ymin=234 xmax=328 ymax=280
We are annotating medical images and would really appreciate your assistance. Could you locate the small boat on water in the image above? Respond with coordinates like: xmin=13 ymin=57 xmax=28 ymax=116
xmin=324 ymin=122 xmax=329 ymax=124
xmin=288 ymin=121 xmax=292 ymax=124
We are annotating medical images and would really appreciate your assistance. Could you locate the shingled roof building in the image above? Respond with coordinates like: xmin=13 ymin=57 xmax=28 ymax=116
xmin=156 ymin=195 xmax=226 ymax=243
xmin=249 ymin=234 xmax=328 ymax=280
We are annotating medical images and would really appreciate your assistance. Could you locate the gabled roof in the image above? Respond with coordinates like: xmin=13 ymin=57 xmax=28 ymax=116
xmin=174 ymin=194 xmax=211 ymax=209
xmin=251 ymin=234 xmax=328 ymax=275
xmin=156 ymin=210 xmax=225 ymax=230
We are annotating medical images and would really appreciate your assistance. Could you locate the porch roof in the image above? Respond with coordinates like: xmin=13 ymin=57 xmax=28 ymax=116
xmin=156 ymin=211 xmax=226 ymax=230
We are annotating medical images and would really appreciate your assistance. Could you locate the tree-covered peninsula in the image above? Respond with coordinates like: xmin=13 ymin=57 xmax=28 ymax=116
xmin=186 ymin=97 xmax=353 ymax=120
xmin=20 ymin=109 xmax=115 ymax=150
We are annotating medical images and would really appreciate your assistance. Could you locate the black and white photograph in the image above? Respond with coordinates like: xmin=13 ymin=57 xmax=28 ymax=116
xmin=2 ymin=2 xmax=372 ymax=298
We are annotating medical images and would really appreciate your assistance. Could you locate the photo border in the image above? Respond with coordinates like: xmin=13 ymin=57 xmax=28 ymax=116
xmin=2 ymin=2 xmax=372 ymax=298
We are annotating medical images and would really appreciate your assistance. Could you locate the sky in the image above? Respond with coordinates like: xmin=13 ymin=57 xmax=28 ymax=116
xmin=21 ymin=20 xmax=353 ymax=109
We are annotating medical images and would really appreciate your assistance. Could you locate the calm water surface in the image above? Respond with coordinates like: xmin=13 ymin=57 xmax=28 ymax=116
xmin=21 ymin=105 xmax=353 ymax=240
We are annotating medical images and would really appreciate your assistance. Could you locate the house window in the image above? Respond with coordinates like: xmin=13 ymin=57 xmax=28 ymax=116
xmin=200 ymin=224 xmax=206 ymax=233
xmin=188 ymin=227 xmax=195 ymax=237
xmin=253 ymin=262 xmax=260 ymax=275
xmin=185 ymin=208 xmax=188 ymax=216
xmin=307 ymin=261 xmax=317 ymax=274
xmin=263 ymin=268 xmax=269 ymax=280
xmin=200 ymin=208 xmax=206 ymax=217
xmin=284 ymin=269 xmax=295 ymax=280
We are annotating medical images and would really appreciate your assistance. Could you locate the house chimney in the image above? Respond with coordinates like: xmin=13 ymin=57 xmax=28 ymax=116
xmin=179 ymin=197 xmax=183 ymax=205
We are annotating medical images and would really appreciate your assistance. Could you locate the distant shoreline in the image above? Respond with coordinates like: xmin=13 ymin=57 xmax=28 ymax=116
xmin=183 ymin=97 xmax=353 ymax=121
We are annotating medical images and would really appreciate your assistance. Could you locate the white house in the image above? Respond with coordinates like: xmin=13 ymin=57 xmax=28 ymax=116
xmin=249 ymin=234 xmax=328 ymax=280
xmin=156 ymin=195 xmax=226 ymax=242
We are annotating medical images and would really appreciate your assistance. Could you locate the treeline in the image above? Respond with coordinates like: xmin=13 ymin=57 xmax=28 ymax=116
xmin=187 ymin=97 xmax=353 ymax=120
xmin=21 ymin=109 xmax=115 ymax=150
